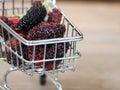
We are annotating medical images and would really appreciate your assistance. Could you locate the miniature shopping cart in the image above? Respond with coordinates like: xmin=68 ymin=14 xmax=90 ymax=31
xmin=0 ymin=0 xmax=83 ymax=90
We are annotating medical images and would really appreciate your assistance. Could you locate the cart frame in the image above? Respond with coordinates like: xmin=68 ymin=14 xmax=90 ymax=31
xmin=0 ymin=0 xmax=83 ymax=90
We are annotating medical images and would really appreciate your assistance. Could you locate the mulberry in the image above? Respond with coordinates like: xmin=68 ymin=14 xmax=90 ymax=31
xmin=29 ymin=42 xmax=69 ymax=70
xmin=7 ymin=45 xmax=28 ymax=66
xmin=48 ymin=9 xmax=62 ymax=23
xmin=10 ymin=23 xmax=24 ymax=34
xmin=6 ymin=34 xmax=28 ymax=66
xmin=32 ymin=1 xmax=42 ymax=7
xmin=18 ymin=4 xmax=47 ymax=33
xmin=45 ymin=42 xmax=70 ymax=70
xmin=27 ymin=22 xmax=66 ymax=40
xmin=28 ymin=45 xmax=44 ymax=66
xmin=0 ymin=16 xmax=13 ymax=40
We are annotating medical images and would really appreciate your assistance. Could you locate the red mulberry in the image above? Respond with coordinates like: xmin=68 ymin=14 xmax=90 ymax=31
xmin=48 ymin=9 xmax=62 ymax=23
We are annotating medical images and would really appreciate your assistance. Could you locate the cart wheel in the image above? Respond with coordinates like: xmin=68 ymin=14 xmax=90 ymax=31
xmin=40 ymin=74 xmax=46 ymax=86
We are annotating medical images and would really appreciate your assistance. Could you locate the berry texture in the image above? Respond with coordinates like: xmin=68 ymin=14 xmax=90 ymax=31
xmin=27 ymin=22 xmax=66 ymax=40
xmin=32 ymin=1 xmax=42 ymax=7
xmin=48 ymin=9 xmax=62 ymax=23
xmin=10 ymin=23 xmax=24 ymax=35
xmin=18 ymin=4 xmax=47 ymax=34
xmin=0 ymin=16 xmax=13 ymax=40
xmin=6 ymin=45 xmax=28 ymax=66
xmin=10 ymin=23 xmax=19 ymax=31
xmin=0 ymin=16 xmax=8 ymax=24
xmin=28 ymin=42 xmax=70 ymax=70
xmin=28 ymin=45 xmax=44 ymax=66
xmin=45 ymin=42 xmax=70 ymax=70
xmin=6 ymin=34 xmax=28 ymax=66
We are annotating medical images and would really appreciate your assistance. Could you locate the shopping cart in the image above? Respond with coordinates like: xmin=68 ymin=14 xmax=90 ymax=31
xmin=0 ymin=0 xmax=83 ymax=90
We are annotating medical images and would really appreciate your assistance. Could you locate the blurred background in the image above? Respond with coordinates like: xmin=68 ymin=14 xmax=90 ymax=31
xmin=57 ymin=1 xmax=120 ymax=90
xmin=0 ymin=0 xmax=120 ymax=90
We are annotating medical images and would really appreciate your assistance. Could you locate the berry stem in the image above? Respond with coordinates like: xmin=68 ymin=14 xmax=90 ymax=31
xmin=0 ymin=58 xmax=7 ymax=61
xmin=60 ymin=15 xmax=64 ymax=24
xmin=43 ymin=0 xmax=53 ymax=12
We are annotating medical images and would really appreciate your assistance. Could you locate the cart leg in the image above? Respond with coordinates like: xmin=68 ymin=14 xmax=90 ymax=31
xmin=46 ymin=72 xmax=62 ymax=90
xmin=3 ymin=67 xmax=18 ymax=90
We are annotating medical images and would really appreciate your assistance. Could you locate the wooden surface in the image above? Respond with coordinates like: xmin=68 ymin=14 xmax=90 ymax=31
xmin=0 ymin=1 xmax=120 ymax=90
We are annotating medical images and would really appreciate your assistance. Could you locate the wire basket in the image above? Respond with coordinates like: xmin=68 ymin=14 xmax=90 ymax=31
xmin=0 ymin=0 xmax=83 ymax=90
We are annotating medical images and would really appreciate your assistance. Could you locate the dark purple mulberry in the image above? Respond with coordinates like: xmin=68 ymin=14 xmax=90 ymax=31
xmin=45 ymin=42 xmax=70 ymax=70
xmin=27 ymin=22 xmax=66 ymax=40
xmin=18 ymin=4 xmax=47 ymax=34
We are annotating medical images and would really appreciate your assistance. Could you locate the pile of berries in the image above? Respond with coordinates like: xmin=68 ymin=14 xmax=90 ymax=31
xmin=0 ymin=1 xmax=69 ymax=70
